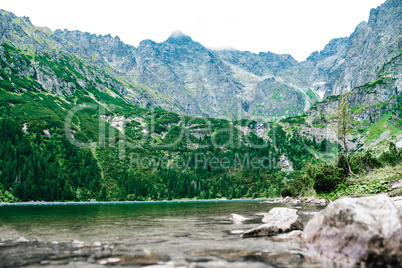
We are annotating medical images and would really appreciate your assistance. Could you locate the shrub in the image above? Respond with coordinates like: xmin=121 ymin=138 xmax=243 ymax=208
xmin=281 ymin=187 xmax=295 ymax=198
xmin=350 ymin=151 xmax=382 ymax=174
xmin=307 ymin=163 xmax=345 ymax=194
xmin=287 ymin=170 xmax=314 ymax=196
xmin=379 ymin=142 xmax=401 ymax=166
xmin=336 ymin=154 xmax=350 ymax=177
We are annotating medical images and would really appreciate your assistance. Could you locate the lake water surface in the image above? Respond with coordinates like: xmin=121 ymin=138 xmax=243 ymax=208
xmin=0 ymin=200 xmax=324 ymax=267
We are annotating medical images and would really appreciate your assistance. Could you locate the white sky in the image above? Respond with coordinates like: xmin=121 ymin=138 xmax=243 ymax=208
xmin=0 ymin=0 xmax=386 ymax=61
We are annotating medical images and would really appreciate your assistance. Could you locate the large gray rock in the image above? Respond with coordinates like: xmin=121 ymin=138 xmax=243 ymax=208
xmin=303 ymin=195 xmax=402 ymax=267
xmin=242 ymin=208 xmax=303 ymax=238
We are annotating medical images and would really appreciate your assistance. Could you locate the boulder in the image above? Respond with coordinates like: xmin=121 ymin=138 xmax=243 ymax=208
xmin=242 ymin=217 xmax=303 ymax=238
xmin=262 ymin=207 xmax=298 ymax=223
xmin=242 ymin=208 xmax=303 ymax=238
xmin=303 ymin=195 xmax=402 ymax=267
xmin=230 ymin=213 xmax=250 ymax=224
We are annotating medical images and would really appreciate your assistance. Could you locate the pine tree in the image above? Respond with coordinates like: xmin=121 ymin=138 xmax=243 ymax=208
xmin=335 ymin=93 xmax=353 ymax=174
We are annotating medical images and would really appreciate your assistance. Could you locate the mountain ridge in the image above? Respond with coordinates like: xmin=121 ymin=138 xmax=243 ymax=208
xmin=1 ymin=0 xmax=399 ymax=120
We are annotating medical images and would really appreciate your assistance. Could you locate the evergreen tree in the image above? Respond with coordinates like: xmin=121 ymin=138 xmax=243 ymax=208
xmin=335 ymin=93 xmax=353 ymax=174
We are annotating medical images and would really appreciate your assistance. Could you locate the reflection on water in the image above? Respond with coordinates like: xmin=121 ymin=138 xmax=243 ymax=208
xmin=0 ymin=200 xmax=324 ymax=267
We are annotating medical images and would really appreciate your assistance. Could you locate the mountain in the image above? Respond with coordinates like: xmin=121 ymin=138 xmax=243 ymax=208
xmin=0 ymin=0 xmax=401 ymax=202
xmin=304 ymin=0 xmax=401 ymax=97
xmin=0 ymin=0 xmax=400 ymax=121
xmin=0 ymin=10 xmax=320 ymax=202
xmin=298 ymin=0 xmax=402 ymax=153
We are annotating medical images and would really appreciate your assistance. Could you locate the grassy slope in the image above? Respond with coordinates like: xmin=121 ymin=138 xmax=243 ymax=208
xmin=317 ymin=164 xmax=402 ymax=200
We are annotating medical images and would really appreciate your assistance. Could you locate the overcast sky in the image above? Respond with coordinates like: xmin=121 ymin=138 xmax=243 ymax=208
xmin=1 ymin=0 xmax=385 ymax=61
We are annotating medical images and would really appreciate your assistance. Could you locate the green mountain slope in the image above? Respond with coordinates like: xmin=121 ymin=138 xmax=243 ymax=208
xmin=0 ymin=0 xmax=401 ymax=202
xmin=0 ymin=38 xmax=325 ymax=201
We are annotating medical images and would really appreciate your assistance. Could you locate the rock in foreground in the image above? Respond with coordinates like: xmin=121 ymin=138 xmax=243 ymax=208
xmin=303 ymin=195 xmax=402 ymax=267
xmin=242 ymin=208 xmax=303 ymax=238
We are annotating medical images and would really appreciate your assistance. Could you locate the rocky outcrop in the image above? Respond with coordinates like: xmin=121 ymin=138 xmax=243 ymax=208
xmin=303 ymin=195 xmax=402 ymax=267
xmin=305 ymin=0 xmax=401 ymax=134
xmin=304 ymin=0 xmax=401 ymax=98
xmin=242 ymin=207 xmax=303 ymax=238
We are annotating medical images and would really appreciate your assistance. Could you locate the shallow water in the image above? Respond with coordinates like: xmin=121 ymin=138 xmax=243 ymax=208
xmin=0 ymin=200 xmax=324 ymax=267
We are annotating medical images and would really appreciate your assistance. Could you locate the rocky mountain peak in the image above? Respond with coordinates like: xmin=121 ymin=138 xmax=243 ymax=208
xmin=166 ymin=30 xmax=194 ymax=45
xmin=138 ymin=39 xmax=157 ymax=47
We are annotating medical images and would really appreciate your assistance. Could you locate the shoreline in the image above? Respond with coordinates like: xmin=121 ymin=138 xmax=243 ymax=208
xmin=0 ymin=198 xmax=272 ymax=207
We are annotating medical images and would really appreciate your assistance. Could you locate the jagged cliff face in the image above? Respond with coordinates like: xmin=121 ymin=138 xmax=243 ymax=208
xmin=304 ymin=0 xmax=401 ymax=97
xmin=131 ymin=35 xmax=309 ymax=119
xmin=306 ymin=0 xmax=402 ymax=124
xmin=0 ymin=0 xmax=400 ymax=121
xmin=133 ymin=34 xmax=246 ymax=118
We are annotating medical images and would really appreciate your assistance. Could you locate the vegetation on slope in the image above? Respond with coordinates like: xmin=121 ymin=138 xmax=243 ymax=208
xmin=281 ymin=138 xmax=402 ymax=200
xmin=0 ymin=9 xmax=401 ymax=203
xmin=0 ymin=76 xmax=330 ymax=202
xmin=281 ymin=91 xmax=402 ymax=200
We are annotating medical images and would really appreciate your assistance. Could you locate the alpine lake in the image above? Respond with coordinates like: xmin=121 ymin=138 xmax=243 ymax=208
xmin=0 ymin=200 xmax=325 ymax=267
